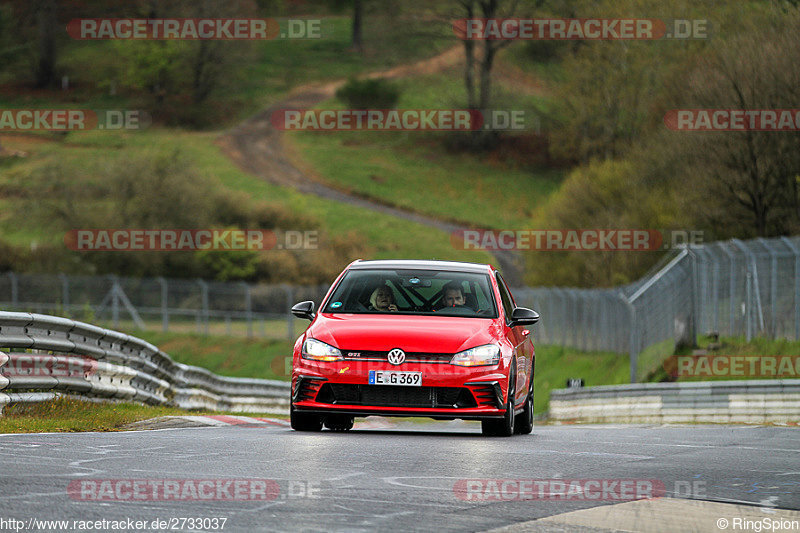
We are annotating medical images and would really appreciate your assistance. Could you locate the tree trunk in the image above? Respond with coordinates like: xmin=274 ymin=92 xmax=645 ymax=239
xmin=352 ymin=0 xmax=363 ymax=53
xmin=34 ymin=0 xmax=56 ymax=88
xmin=463 ymin=1 xmax=476 ymax=109
xmin=478 ymin=42 xmax=496 ymax=110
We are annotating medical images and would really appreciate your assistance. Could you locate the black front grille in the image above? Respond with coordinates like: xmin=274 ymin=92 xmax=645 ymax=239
xmin=468 ymin=383 xmax=502 ymax=408
xmin=315 ymin=384 xmax=477 ymax=408
xmin=294 ymin=377 xmax=325 ymax=402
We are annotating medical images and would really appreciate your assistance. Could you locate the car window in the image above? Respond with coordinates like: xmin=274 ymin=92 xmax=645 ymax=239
xmin=322 ymin=268 xmax=498 ymax=318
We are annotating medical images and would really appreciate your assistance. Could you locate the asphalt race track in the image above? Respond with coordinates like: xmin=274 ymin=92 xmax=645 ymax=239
xmin=1 ymin=421 xmax=799 ymax=532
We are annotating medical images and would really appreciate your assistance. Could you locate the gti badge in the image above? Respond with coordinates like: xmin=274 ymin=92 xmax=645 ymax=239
xmin=387 ymin=348 xmax=406 ymax=366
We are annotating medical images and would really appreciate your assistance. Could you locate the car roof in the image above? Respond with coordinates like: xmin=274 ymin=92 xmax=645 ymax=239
xmin=348 ymin=259 xmax=494 ymax=274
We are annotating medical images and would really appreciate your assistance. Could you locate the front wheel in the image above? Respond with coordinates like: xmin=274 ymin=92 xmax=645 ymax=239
xmin=290 ymin=403 xmax=322 ymax=431
xmin=514 ymin=379 xmax=534 ymax=435
xmin=481 ymin=368 xmax=516 ymax=437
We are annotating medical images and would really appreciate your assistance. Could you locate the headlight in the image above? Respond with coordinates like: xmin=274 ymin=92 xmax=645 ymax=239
xmin=302 ymin=338 xmax=343 ymax=361
xmin=450 ymin=344 xmax=500 ymax=367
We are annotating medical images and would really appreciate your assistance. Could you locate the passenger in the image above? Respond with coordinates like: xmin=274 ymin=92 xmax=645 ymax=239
xmin=369 ymin=285 xmax=398 ymax=312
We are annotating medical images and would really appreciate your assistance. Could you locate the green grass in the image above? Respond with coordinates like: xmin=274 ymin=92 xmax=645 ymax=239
xmin=287 ymin=65 xmax=562 ymax=229
xmin=0 ymin=397 xmax=285 ymax=434
xmin=0 ymin=129 xmax=495 ymax=263
xmin=533 ymin=344 xmax=630 ymax=414
xmin=136 ymin=330 xmax=294 ymax=381
xmin=646 ymin=335 xmax=800 ymax=383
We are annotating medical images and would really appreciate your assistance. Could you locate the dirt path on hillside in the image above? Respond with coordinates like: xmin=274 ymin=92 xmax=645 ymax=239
xmin=216 ymin=46 xmax=525 ymax=285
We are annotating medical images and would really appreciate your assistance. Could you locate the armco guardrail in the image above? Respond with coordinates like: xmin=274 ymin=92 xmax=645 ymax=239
xmin=549 ymin=380 xmax=800 ymax=424
xmin=0 ymin=311 xmax=290 ymax=415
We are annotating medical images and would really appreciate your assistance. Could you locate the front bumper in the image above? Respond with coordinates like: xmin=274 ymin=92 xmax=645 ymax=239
xmin=291 ymin=360 xmax=509 ymax=419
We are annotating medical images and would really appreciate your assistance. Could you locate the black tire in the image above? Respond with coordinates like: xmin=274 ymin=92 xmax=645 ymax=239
xmin=324 ymin=414 xmax=354 ymax=432
xmin=481 ymin=365 xmax=516 ymax=437
xmin=514 ymin=378 xmax=534 ymax=435
xmin=290 ymin=403 xmax=322 ymax=432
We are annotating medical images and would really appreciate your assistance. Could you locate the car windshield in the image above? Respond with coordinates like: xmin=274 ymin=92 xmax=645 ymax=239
xmin=322 ymin=268 xmax=498 ymax=318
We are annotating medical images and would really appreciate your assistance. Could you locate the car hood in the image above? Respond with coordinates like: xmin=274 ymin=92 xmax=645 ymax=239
xmin=307 ymin=313 xmax=499 ymax=354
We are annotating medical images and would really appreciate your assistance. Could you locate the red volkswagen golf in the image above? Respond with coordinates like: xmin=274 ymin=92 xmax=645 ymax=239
xmin=289 ymin=260 xmax=539 ymax=436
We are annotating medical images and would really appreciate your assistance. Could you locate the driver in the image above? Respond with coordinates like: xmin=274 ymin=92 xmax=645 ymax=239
xmin=441 ymin=281 xmax=466 ymax=307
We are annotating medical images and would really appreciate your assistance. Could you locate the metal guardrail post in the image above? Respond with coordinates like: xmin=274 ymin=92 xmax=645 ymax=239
xmin=780 ymin=237 xmax=800 ymax=340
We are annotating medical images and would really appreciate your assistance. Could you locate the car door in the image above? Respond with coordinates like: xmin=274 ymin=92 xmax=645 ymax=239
xmin=495 ymin=273 xmax=531 ymax=407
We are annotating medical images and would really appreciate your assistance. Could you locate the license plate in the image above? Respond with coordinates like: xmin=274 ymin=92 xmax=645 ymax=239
xmin=368 ymin=370 xmax=422 ymax=386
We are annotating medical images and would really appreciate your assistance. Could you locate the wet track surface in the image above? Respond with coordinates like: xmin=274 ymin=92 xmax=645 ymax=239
xmin=1 ymin=421 xmax=799 ymax=532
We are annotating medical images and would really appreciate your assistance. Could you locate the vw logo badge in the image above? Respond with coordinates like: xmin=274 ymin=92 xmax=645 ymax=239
xmin=387 ymin=348 xmax=406 ymax=365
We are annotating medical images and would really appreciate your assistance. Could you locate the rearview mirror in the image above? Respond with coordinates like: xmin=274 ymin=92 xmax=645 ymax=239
xmin=510 ymin=307 xmax=539 ymax=326
xmin=291 ymin=300 xmax=316 ymax=321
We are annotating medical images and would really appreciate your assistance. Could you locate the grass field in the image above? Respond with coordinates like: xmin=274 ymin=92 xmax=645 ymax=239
xmin=0 ymin=397 xmax=286 ymax=434
xmin=288 ymin=64 xmax=562 ymax=230
xmin=0 ymin=130 xmax=494 ymax=264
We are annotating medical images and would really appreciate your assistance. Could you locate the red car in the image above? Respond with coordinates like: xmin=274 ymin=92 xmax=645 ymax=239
xmin=289 ymin=260 xmax=539 ymax=436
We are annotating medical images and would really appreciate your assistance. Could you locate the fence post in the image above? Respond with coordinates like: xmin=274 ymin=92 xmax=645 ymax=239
xmin=241 ymin=282 xmax=252 ymax=339
xmin=59 ymin=273 xmax=69 ymax=317
xmin=623 ymin=294 xmax=637 ymax=383
xmin=732 ymin=239 xmax=765 ymax=335
xmin=780 ymin=237 xmax=800 ymax=340
xmin=110 ymin=276 xmax=120 ymax=329
xmin=157 ymin=277 xmax=168 ymax=333
xmin=197 ymin=280 xmax=209 ymax=335
xmin=285 ymin=285 xmax=294 ymax=342
xmin=720 ymin=243 xmax=736 ymax=337
xmin=686 ymin=246 xmax=699 ymax=346
xmin=758 ymin=238 xmax=779 ymax=337
xmin=745 ymin=270 xmax=753 ymax=341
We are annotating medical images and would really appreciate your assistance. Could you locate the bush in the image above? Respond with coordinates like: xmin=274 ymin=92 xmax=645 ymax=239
xmin=335 ymin=77 xmax=400 ymax=109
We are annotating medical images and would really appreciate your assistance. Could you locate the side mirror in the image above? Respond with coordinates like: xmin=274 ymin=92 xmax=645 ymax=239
xmin=510 ymin=307 xmax=539 ymax=326
xmin=291 ymin=300 xmax=316 ymax=321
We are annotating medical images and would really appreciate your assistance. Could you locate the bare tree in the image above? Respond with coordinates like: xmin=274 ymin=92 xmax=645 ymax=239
xmin=352 ymin=0 xmax=364 ymax=53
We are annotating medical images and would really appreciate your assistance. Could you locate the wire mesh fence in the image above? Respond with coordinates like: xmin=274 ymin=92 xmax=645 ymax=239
xmin=0 ymin=273 xmax=329 ymax=342
xmin=510 ymin=236 xmax=799 ymax=382
xmin=1 ymin=236 xmax=798 ymax=380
